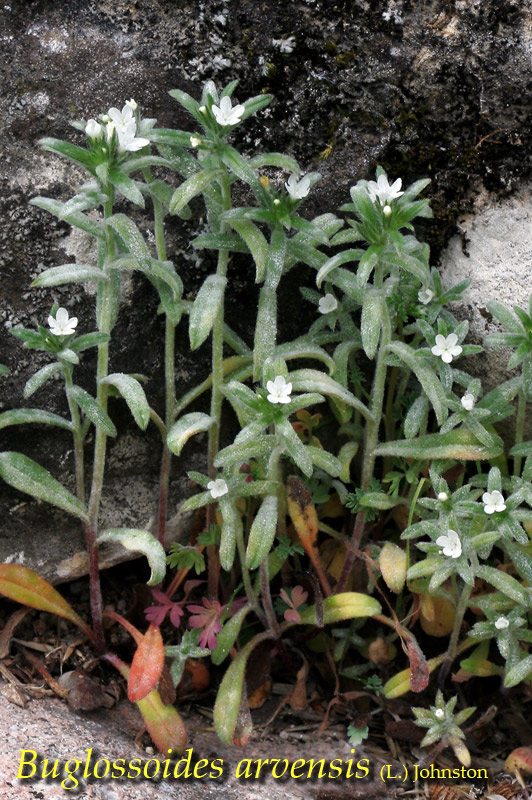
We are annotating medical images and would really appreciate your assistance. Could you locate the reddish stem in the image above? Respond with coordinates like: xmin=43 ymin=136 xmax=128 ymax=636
xmin=83 ymin=523 xmax=105 ymax=654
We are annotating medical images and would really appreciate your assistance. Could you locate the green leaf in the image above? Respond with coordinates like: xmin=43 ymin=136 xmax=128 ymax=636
xmin=169 ymin=169 xmax=225 ymax=215
xmin=248 ymin=153 xmax=300 ymax=172
xmin=264 ymin=228 xmax=287 ymax=290
xmin=31 ymin=197 xmax=104 ymax=240
xmin=0 ymin=409 xmax=72 ymax=433
xmin=253 ymin=285 xmax=276 ymax=380
xmin=167 ymin=413 xmax=216 ymax=455
xmin=32 ymin=264 xmax=106 ymax=288
xmin=360 ymin=292 xmax=383 ymax=359
xmin=476 ymin=565 xmax=529 ymax=604
xmin=193 ymin=232 xmax=249 ymax=253
xmin=316 ymin=249 xmax=365 ymax=288
xmin=228 ymin=219 xmax=268 ymax=282
xmin=68 ymin=385 xmax=117 ymax=437
xmin=504 ymin=655 xmax=532 ymax=688
xmin=359 ymin=492 xmax=401 ymax=510
xmin=97 ymin=529 xmax=166 ymax=586
xmin=100 ymin=373 xmax=150 ymax=430
xmin=69 ymin=332 xmax=110 ymax=353
xmin=23 ymin=362 xmax=62 ymax=398
xmin=108 ymin=169 xmax=145 ymax=207
xmin=214 ymin=635 xmax=258 ymax=745
xmin=0 ymin=365 xmax=8 ymax=376
xmin=0 ymin=452 xmax=89 ymax=521
xmin=211 ymin=605 xmax=251 ymax=665
xmin=0 ymin=564 xmax=92 ymax=639
xmin=277 ymin=418 xmax=313 ymax=477
xmin=189 ymin=274 xmax=227 ymax=350
xmin=387 ymin=342 xmax=448 ymax=426
xmin=246 ymin=495 xmax=278 ymax=570
xmin=218 ymin=495 xmax=241 ymax=571
xmin=39 ymin=138 xmax=95 ymax=173
xmin=106 ymin=214 xmax=151 ymax=270
xmin=289 ymin=369 xmax=374 ymax=423
xmin=306 ymin=446 xmax=342 ymax=477
xmin=299 ymin=592 xmax=381 ymax=625
xmin=487 ymin=300 xmax=523 ymax=334
xmin=214 ymin=437 xmax=274 ymax=469
xmin=219 ymin=145 xmax=260 ymax=190
xmin=373 ymin=428 xmax=503 ymax=461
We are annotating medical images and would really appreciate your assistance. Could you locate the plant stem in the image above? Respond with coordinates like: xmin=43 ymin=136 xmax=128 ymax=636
xmin=62 ymin=363 xmax=85 ymax=505
xmin=235 ymin=519 xmax=264 ymax=625
xmin=206 ymin=170 xmax=231 ymax=597
xmin=440 ymin=580 xmax=471 ymax=682
xmin=260 ymin=559 xmax=280 ymax=636
xmin=85 ymin=187 xmax=117 ymax=652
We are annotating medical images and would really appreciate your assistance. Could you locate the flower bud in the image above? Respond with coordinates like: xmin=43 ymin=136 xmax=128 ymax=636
xmin=85 ymin=119 xmax=102 ymax=139
xmin=383 ymin=204 xmax=392 ymax=216
xmin=125 ymin=98 xmax=138 ymax=110
xmin=199 ymin=105 xmax=207 ymax=113
xmin=190 ymin=136 xmax=201 ymax=147
xmin=273 ymin=198 xmax=281 ymax=206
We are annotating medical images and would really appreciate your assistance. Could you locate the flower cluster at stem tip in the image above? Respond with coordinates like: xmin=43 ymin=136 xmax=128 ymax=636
xmin=86 ymin=99 xmax=149 ymax=153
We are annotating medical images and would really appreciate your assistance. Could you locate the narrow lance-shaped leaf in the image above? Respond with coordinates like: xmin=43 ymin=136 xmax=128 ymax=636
xmin=253 ymin=285 xmax=276 ymax=380
xmin=228 ymin=219 xmax=268 ymax=282
xmin=265 ymin=228 xmax=287 ymax=290
xmin=108 ymin=168 xmax=145 ymax=207
xmin=169 ymin=169 xmax=225 ymax=216
xmin=189 ymin=275 xmax=227 ymax=350
xmin=504 ymin=655 xmax=532 ymax=688
xmin=360 ymin=292 xmax=383 ymax=360
xmin=0 ymin=452 xmax=89 ymax=521
xmin=246 ymin=495 xmax=278 ymax=570
xmin=106 ymin=214 xmax=151 ymax=270
xmin=97 ymin=529 xmax=166 ymax=586
xmin=316 ymin=249 xmax=365 ymax=288
xmin=32 ymin=264 xmax=107 ymax=288
xmin=218 ymin=495 xmax=241 ymax=571
xmin=298 ymin=592 xmax=382 ymax=625
xmin=128 ymin=625 xmax=165 ymax=702
xmin=167 ymin=413 xmax=216 ymax=455
xmin=0 ymin=564 xmax=92 ymax=640
xmin=104 ymin=652 xmax=187 ymax=754
xmin=373 ymin=428 xmax=503 ymax=461
xmin=387 ymin=341 xmax=448 ymax=426
xmin=30 ymin=197 xmax=104 ymax=240
xmin=100 ymin=373 xmax=150 ymax=431
xmin=211 ymin=605 xmax=251 ymax=666
xmin=68 ymin=385 xmax=117 ymax=437
xmin=0 ymin=408 xmax=72 ymax=432
xmin=213 ymin=635 xmax=264 ymax=745
xmin=277 ymin=417 xmax=313 ymax=477
xmin=289 ymin=369 xmax=374 ymax=423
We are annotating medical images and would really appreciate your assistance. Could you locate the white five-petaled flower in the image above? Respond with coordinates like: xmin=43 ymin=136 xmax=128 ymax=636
xmin=431 ymin=333 xmax=463 ymax=364
xmin=107 ymin=104 xmax=149 ymax=152
xmin=482 ymin=490 xmax=506 ymax=514
xmin=434 ymin=709 xmax=445 ymax=720
xmin=48 ymin=307 xmax=78 ymax=337
xmin=437 ymin=491 xmax=449 ymax=502
xmin=266 ymin=375 xmax=292 ymax=405
xmin=207 ymin=478 xmax=229 ymax=499
xmin=318 ymin=293 xmax=338 ymax=314
xmin=367 ymin=174 xmax=404 ymax=205
xmin=436 ymin=529 xmax=462 ymax=559
xmin=461 ymin=393 xmax=475 ymax=411
xmin=495 ymin=616 xmax=510 ymax=630
xmin=418 ymin=287 xmax=434 ymax=305
xmin=285 ymin=173 xmax=311 ymax=200
xmin=211 ymin=96 xmax=245 ymax=126
xmin=85 ymin=118 xmax=102 ymax=139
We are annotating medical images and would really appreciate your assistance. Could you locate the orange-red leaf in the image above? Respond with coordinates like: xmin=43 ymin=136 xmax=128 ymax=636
xmin=128 ymin=624 xmax=165 ymax=702
xmin=105 ymin=652 xmax=186 ymax=754
xmin=0 ymin=564 xmax=92 ymax=640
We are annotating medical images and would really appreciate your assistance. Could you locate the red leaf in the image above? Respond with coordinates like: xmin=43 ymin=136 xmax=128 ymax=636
xmin=128 ymin=624 xmax=165 ymax=702
xmin=0 ymin=564 xmax=93 ymax=641
xmin=104 ymin=652 xmax=186 ymax=754
xmin=407 ymin=637 xmax=429 ymax=692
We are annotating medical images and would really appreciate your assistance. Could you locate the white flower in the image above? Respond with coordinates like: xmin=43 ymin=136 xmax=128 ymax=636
xmin=482 ymin=490 xmax=506 ymax=514
xmin=318 ymin=294 xmax=338 ymax=314
xmin=436 ymin=529 xmax=462 ymax=559
xmin=48 ymin=307 xmax=78 ymax=337
xmin=418 ymin=287 xmax=434 ymax=305
xmin=207 ymin=478 xmax=229 ymax=499
xmin=431 ymin=333 xmax=463 ymax=364
xmin=105 ymin=121 xmax=116 ymax=141
xmin=85 ymin=119 xmax=102 ymax=139
xmin=266 ymin=375 xmax=292 ymax=404
xmin=125 ymin=98 xmax=138 ymax=110
xmin=434 ymin=709 xmax=445 ymax=720
xmin=495 ymin=616 xmax=510 ymax=630
xmin=211 ymin=96 xmax=245 ymax=126
xmin=437 ymin=492 xmax=448 ymax=502
xmin=367 ymin=174 xmax=404 ymax=205
xmin=285 ymin=173 xmax=311 ymax=200
xmin=461 ymin=393 xmax=475 ymax=411
xmin=107 ymin=104 xmax=149 ymax=152
xmin=190 ymin=136 xmax=201 ymax=148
